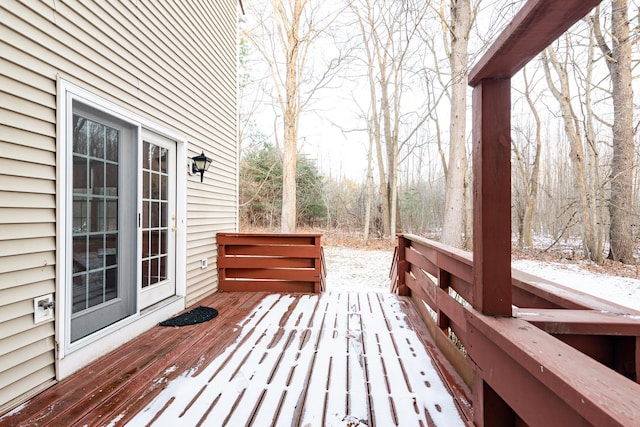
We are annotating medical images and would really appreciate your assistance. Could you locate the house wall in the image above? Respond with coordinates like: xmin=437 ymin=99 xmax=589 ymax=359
xmin=0 ymin=0 xmax=238 ymax=412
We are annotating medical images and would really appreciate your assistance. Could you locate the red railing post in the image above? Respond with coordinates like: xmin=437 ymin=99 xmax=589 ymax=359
xmin=470 ymin=74 xmax=515 ymax=427
xmin=471 ymin=78 xmax=512 ymax=317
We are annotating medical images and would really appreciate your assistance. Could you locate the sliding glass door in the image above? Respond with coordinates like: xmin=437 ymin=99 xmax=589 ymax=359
xmin=69 ymin=106 xmax=176 ymax=343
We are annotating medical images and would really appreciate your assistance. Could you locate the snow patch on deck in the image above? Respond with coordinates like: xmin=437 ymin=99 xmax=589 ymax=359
xmin=124 ymin=292 xmax=464 ymax=426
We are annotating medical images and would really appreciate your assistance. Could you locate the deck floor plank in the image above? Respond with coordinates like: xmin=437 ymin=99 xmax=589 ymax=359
xmin=118 ymin=292 xmax=272 ymax=425
xmin=1 ymin=292 xmax=467 ymax=427
xmin=70 ymin=292 xmax=256 ymax=426
xmin=15 ymin=305 xmax=214 ymax=426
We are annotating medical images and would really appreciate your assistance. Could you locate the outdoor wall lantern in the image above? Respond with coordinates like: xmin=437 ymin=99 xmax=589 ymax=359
xmin=191 ymin=151 xmax=212 ymax=182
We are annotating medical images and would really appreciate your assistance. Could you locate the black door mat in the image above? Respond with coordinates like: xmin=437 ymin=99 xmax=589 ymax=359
xmin=159 ymin=306 xmax=218 ymax=327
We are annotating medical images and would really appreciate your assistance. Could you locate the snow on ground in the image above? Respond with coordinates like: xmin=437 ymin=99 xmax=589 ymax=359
xmin=323 ymin=246 xmax=640 ymax=312
xmin=513 ymin=259 xmax=640 ymax=312
xmin=323 ymin=246 xmax=393 ymax=293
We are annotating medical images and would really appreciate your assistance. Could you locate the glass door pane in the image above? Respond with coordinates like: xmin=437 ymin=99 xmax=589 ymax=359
xmin=141 ymin=141 xmax=170 ymax=287
xmin=139 ymin=132 xmax=176 ymax=308
xmin=72 ymin=116 xmax=119 ymax=313
xmin=70 ymin=110 xmax=136 ymax=343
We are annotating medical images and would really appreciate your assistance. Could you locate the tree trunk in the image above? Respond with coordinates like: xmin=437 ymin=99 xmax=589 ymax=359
xmin=594 ymin=2 xmax=634 ymax=263
xmin=388 ymin=123 xmax=399 ymax=235
xmin=379 ymin=58 xmax=393 ymax=237
xmin=464 ymin=166 xmax=473 ymax=249
xmin=363 ymin=123 xmax=374 ymax=244
xmin=279 ymin=0 xmax=303 ymax=233
xmin=584 ymin=25 xmax=606 ymax=262
xmin=440 ymin=0 xmax=471 ymax=248
xmin=522 ymin=67 xmax=542 ymax=248
xmin=512 ymin=142 xmax=527 ymax=248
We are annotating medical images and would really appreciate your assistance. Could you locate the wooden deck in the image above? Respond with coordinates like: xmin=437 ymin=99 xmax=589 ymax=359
xmin=1 ymin=291 xmax=469 ymax=426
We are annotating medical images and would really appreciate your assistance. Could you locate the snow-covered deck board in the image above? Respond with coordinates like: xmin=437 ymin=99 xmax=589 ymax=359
xmin=2 ymin=291 xmax=467 ymax=426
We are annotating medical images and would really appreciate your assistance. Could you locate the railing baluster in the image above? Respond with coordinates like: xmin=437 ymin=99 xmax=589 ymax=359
xmin=437 ymin=268 xmax=450 ymax=330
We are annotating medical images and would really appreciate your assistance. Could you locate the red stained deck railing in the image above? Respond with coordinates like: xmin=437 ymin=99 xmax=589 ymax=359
xmin=217 ymin=232 xmax=326 ymax=293
xmin=391 ymin=233 xmax=640 ymax=426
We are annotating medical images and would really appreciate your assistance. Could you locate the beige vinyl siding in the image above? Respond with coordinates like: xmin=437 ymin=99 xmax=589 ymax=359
xmin=0 ymin=176 xmax=56 ymax=196
xmin=1 ymin=0 xmax=237 ymax=412
xmin=0 ymin=50 xmax=58 ymax=412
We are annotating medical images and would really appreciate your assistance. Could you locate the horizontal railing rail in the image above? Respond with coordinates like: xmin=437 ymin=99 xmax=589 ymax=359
xmin=392 ymin=233 xmax=640 ymax=425
xmin=217 ymin=232 xmax=325 ymax=293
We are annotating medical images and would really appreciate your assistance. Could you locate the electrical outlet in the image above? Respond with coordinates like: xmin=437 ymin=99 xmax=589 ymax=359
xmin=34 ymin=294 xmax=54 ymax=324
xmin=201 ymin=258 xmax=208 ymax=269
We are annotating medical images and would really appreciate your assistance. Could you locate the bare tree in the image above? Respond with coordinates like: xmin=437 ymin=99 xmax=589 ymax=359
xmin=583 ymin=20 xmax=608 ymax=263
xmin=352 ymin=0 xmax=385 ymax=237
xmin=350 ymin=0 xmax=429 ymax=237
xmin=593 ymin=1 xmax=635 ymax=263
xmin=542 ymin=43 xmax=604 ymax=263
xmin=244 ymin=0 xmax=345 ymax=232
xmin=512 ymin=66 xmax=543 ymax=248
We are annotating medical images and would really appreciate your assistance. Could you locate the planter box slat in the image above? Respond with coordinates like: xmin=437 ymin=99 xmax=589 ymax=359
xmin=218 ymin=257 xmax=317 ymax=269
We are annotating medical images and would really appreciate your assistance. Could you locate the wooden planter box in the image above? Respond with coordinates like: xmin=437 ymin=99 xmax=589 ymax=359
xmin=216 ymin=232 xmax=326 ymax=293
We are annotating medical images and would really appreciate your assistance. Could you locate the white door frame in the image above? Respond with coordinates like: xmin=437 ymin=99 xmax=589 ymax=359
xmin=56 ymin=79 xmax=187 ymax=379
